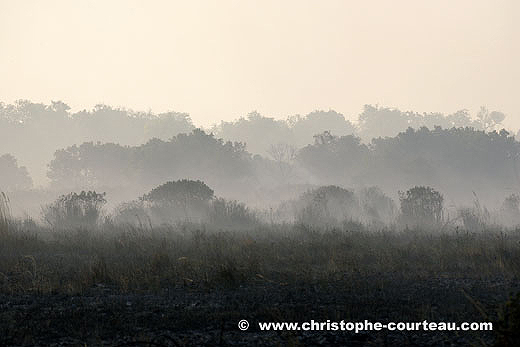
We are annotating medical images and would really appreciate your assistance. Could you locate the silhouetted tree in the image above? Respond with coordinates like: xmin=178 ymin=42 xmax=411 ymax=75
xmin=213 ymin=111 xmax=292 ymax=155
xmin=267 ymin=143 xmax=297 ymax=182
xmin=358 ymin=105 xmax=415 ymax=140
xmin=288 ymin=110 xmax=356 ymax=147
xmin=297 ymin=133 xmax=369 ymax=186
xmin=0 ymin=154 xmax=32 ymax=190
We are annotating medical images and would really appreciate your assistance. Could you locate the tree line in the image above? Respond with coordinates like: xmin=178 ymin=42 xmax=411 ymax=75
xmin=0 ymin=100 xmax=510 ymax=187
xmin=34 ymin=126 xmax=518 ymax=207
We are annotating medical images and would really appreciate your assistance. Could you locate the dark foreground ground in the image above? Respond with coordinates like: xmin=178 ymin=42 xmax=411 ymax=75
xmin=1 ymin=225 xmax=520 ymax=346
xmin=1 ymin=275 xmax=518 ymax=346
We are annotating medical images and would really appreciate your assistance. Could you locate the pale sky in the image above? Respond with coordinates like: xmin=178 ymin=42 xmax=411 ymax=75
xmin=1 ymin=0 xmax=519 ymax=128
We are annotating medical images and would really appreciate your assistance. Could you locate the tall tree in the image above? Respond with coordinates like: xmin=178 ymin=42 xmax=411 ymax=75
xmin=0 ymin=154 xmax=32 ymax=191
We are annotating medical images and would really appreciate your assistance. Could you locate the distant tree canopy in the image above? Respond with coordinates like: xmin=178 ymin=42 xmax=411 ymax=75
xmin=288 ymin=110 xmax=357 ymax=147
xmin=47 ymin=129 xmax=252 ymax=190
xmin=295 ymin=126 xmax=520 ymax=203
xmin=212 ymin=111 xmax=291 ymax=156
xmin=2 ymin=99 xmax=516 ymax=208
xmin=0 ymin=100 xmax=194 ymax=184
xmin=213 ymin=110 xmax=356 ymax=155
xmin=357 ymin=105 xmax=505 ymax=140
xmin=213 ymin=105 xmax=507 ymax=155
xmin=368 ymin=127 xmax=519 ymax=197
xmin=0 ymin=100 xmax=194 ymax=144
xmin=0 ymin=154 xmax=32 ymax=191
xmin=44 ymin=124 xmax=520 ymax=207
xmin=297 ymin=132 xmax=370 ymax=185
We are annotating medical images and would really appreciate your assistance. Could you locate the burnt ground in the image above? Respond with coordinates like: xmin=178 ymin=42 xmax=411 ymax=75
xmin=1 ymin=274 xmax=517 ymax=347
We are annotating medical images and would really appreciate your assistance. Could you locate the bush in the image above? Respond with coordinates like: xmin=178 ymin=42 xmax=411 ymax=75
xmin=458 ymin=193 xmax=491 ymax=231
xmin=398 ymin=186 xmax=443 ymax=228
xmin=500 ymin=194 xmax=520 ymax=227
xmin=42 ymin=191 xmax=106 ymax=229
xmin=143 ymin=179 xmax=214 ymax=203
xmin=113 ymin=200 xmax=150 ymax=227
xmin=114 ymin=179 xmax=257 ymax=227
xmin=210 ymin=198 xmax=258 ymax=228
xmin=295 ymin=185 xmax=360 ymax=228
xmin=141 ymin=179 xmax=214 ymax=224
xmin=359 ymin=186 xmax=396 ymax=226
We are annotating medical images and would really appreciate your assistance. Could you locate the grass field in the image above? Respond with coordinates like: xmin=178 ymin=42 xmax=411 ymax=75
xmin=1 ymin=220 xmax=519 ymax=345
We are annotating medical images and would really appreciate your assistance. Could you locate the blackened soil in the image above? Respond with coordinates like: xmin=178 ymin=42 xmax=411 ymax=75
xmin=1 ymin=274 xmax=517 ymax=346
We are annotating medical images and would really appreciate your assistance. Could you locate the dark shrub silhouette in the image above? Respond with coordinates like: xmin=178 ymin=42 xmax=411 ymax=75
xmin=501 ymin=193 xmax=520 ymax=227
xmin=42 ymin=191 xmax=106 ymax=229
xmin=143 ymin=179 xmax=214 ymax=203
xmin=458 ymin=193 xmax=491 ymax=231
xmin=113 ymin=200 xmax=150 ymax=227
xmin=141 ymin=179 xmax=214 ymax=224
xmin=359 ymin=186 xmax=396 ymax=226
xmin=115 ymin=179 xmax=257 ymax=227
xmin=398 ymin=186 xmax=443 ymax=227
xmin=296 ymin=185 xmax=360 ymax=227
xmin=210 ymin=198 xmax=258 ymax=228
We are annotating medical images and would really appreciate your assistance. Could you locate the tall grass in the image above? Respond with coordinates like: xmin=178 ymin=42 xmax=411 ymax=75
xmin=0 ymin=221 xmax=519 ymax=295
xmin=0 ymin=192 xmax=10 ymax=234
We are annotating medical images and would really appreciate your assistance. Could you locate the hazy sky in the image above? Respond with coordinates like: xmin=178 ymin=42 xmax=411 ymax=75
xmin=1 ymin=0 xmax=519 ymax=128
